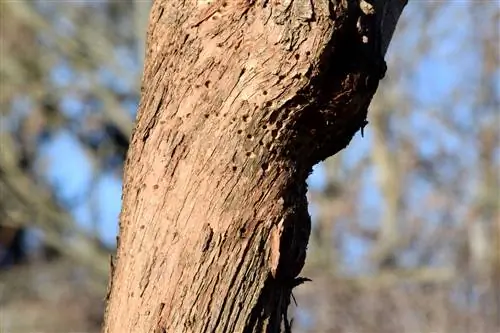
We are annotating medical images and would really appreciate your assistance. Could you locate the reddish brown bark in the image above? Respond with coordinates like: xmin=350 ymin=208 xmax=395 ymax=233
xmin=103 ymin=1 xmax=406 ymax=332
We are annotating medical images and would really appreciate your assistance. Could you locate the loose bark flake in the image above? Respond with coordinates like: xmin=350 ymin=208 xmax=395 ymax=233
xmin=104 ymin=1 xmax=407 ymax=332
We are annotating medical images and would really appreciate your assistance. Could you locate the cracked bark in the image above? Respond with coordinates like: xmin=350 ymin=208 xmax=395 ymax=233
xmin=103 ymin=0 xmax=407 ymax=332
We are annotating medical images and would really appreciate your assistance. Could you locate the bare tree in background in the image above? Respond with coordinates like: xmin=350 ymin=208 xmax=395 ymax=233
xmin=1 ymin=1 xmax=149 ymax=331
xmin=103 ymin=1 xmax=406 ymax=332
xmin=299 ymin=3 xmax=500 ymax=333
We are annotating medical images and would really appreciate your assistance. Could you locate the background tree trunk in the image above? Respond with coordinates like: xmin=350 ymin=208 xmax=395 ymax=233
xmin=103 ymin=1 xmax=407 ymax=332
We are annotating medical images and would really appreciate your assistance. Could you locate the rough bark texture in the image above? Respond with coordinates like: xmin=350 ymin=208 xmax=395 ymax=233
xmin=104 ymin=0 xmax=407 ymax=332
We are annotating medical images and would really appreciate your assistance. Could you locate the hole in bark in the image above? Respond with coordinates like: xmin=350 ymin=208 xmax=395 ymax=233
xmin=263 ymin=90 xmax=268 ymax=95
xmin=237 ymin=129 xmax=243 ymax=134
xmin=246 ymin=134 xmax=253 ymax=140
xmin=265 ymin=101 xmax=272 ymax=107
xmin=204 ymin=80 xmax=211 ymax=88
xmin=262 ymin=124 xmax=267 ymax=129
xmin=258 ymin=140 xmax=264 ymax=146
xmin=278 ymin=74 xmax=286 ymax=80
xmin=294 ymin=54 xmax=300 ymax=60
xmin=204 ymin=114 xmax=209 ymax=118
xmin=261 ymin=162 xmax=269 ymax=171
xmin=186 ymin=113 xmax=191 ymax=118
xmin=239 ymin=227 xmax=246 ymax=236
xmin=271 ymin=129 xmax=278 ymax=138
xmin=306 ymin=51 xmax=311 ymax=56
xmin=242 ymin=115 xmax=249 ymax=122
xmin=232 ymin=166 xmax=237 ymax=171
xmin=293 ymin=73 xmax=302 ymax=80
xmin=153 ymin=184 xmax=159 ymax=189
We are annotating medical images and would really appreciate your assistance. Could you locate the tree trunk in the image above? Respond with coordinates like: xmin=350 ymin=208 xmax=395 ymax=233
xmin=103 ymin=0 xmax=407 ymax=332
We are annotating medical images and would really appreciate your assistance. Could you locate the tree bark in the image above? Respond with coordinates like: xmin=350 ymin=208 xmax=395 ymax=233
xmin=103 ymin=0 xmax=407 ymax=332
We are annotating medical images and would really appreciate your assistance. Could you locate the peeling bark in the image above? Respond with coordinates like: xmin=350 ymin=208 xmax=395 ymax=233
xmin=103 ymin=0 xmax=407 ymax=332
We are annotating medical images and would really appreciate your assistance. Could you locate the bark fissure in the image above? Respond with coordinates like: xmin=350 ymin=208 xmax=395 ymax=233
xmin=214 ymin=230 xmax=261 ymax=330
